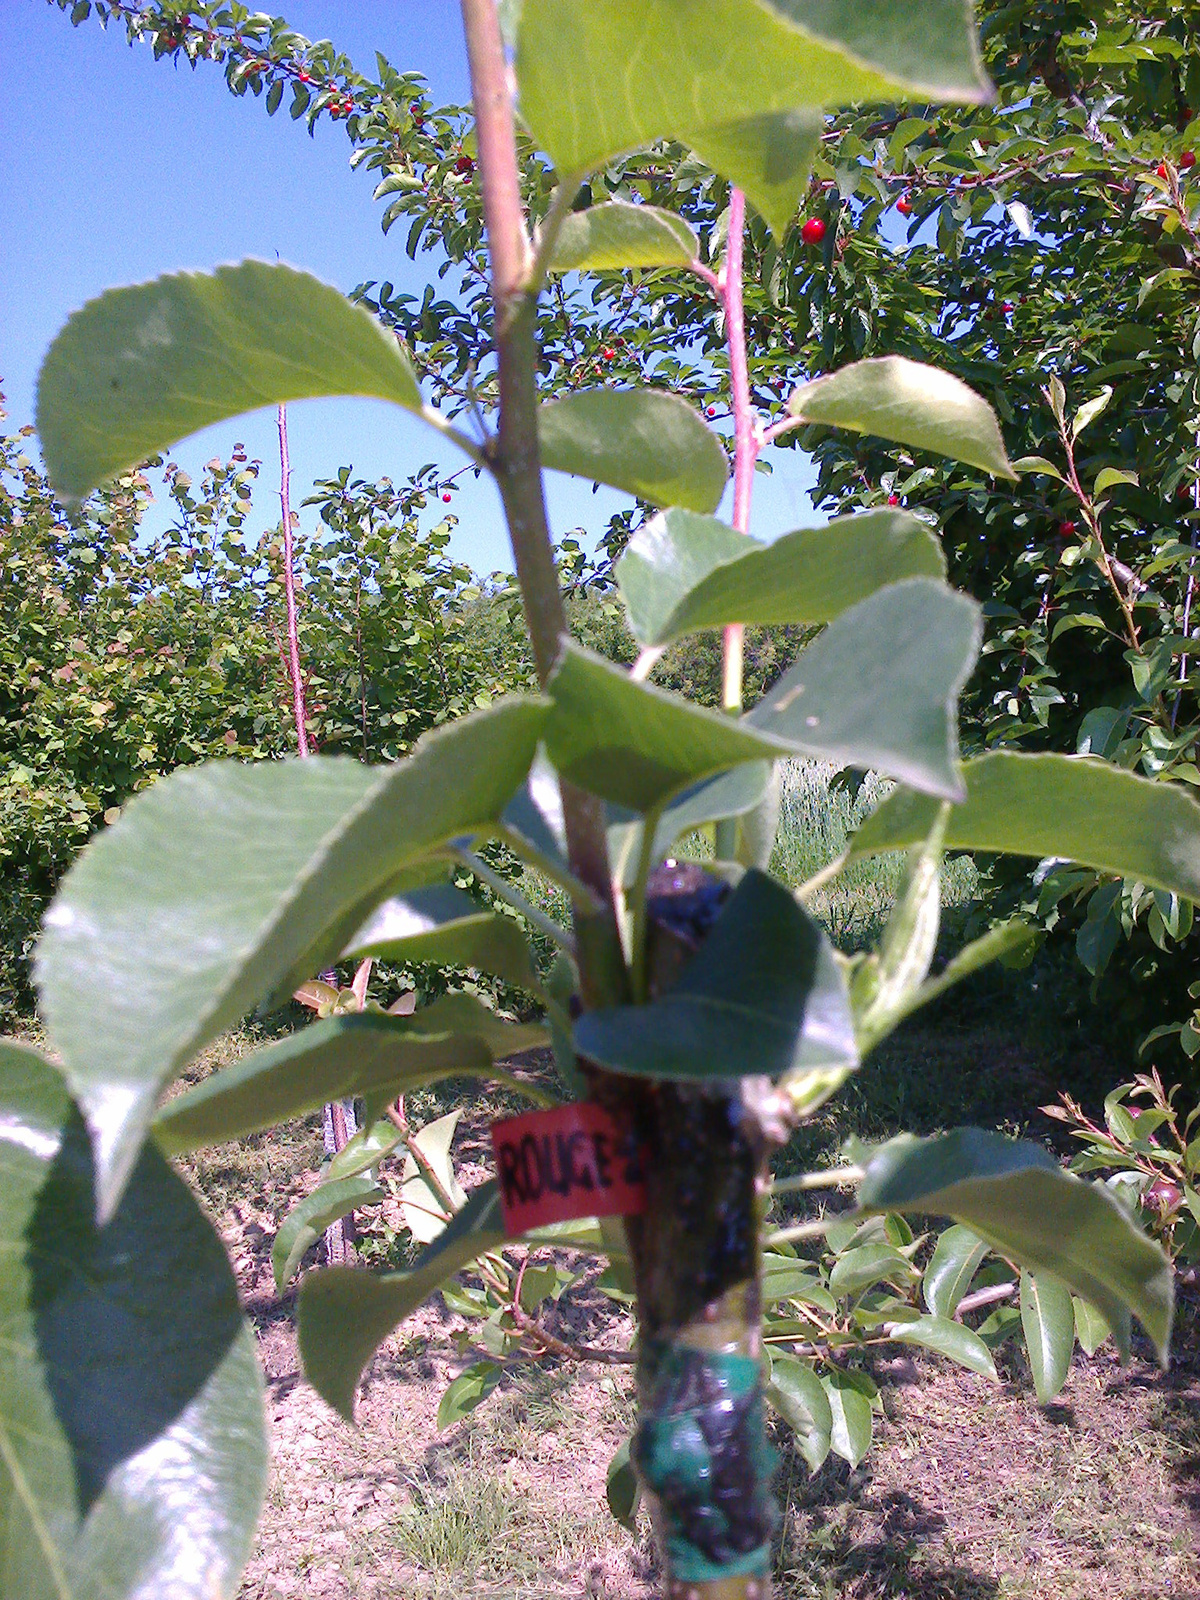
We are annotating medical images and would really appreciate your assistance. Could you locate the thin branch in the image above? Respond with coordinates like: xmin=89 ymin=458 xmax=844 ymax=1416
xmin=771 ymin=1166 xmax=864 ymax=1196
xmin=460 ymin=0 xmax=626 ymax=1006
xmin=453 ymin=845 xmax=575 ymax=953
xmin=954 ymin=1281 xmax=1016 ymax=1318
xmin=277 ymin=404 xmax=310 ymax=756
xmin=419 ymin=404 xmax=490 ymax=466
xmin=630 ymin=644 xmax=666 ymax=682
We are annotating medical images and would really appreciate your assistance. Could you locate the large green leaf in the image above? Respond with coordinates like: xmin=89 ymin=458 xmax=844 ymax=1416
xmin=273 ymin=1174 xmax=384 ymax=1291
xmin=37 ymin=696 xmax=548 ymax=1217
xmin=616 ymin=507 xmax=946 ymax=646
xmin=344 ymin=884 xmax=538 ymax=992
xmin=923 ymin=1224 xmax=988 ymax=1318
xmin=608 ymin=763 xmax=774 ymax=888
xmin=544 ymin=643 xmax=778 ymax=813
xmin=298 ymin=1182 xmax=508 ymax=1421
xmin=574 ymin=869 xmax=857 ymax=1080
xmin=686 ymin=112 xmax=820 ymax=239
xmin=857 ymin=1129 xmax=1172 ymax=1361
xmin=548 ymin=202 xmax=698 ymax=272
xmin=746 ymin=578 xmax=980 ymax=801
xmin=766 ymin=1352 xmax=832 ymax=1471
xmin=538 ymin=390 xmax=728 ymax=513
xmin=890 ymin=1314 xmax=998 ymax=1381
xmin=37 ymin=261 xmax=422 ymax=502
xmin=787 ymin=356 xmax=1016 ymax=479
xmin=154 ymin=1000 xmax=545 ymax=1155
xmin=0 ymin=1043 xmax=265 ymax=1600
xmin=822 ymin=1368 xmax=874 ymax=1467
xmin=517 ymin=1 xmax=989 ymax=177
xmin=848 ymin=752 xmax=1200 ymax=905
xmin=1019 ymin=1270 xmax=1075 ymax=1403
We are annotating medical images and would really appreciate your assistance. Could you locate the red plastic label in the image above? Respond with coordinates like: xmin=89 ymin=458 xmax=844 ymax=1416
xmin=490 ymin=1102 xmax=647 ymax=1233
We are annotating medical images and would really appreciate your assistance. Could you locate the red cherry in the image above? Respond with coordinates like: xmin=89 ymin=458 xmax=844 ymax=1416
xmin=801 ymin=217 xmax=827 ymax=245
xmin=602 ymin=347 xmax=616 ymax=359
xmin=1183 ymin=150 xmax=1197 ymax=169
xmin=896 ymin=194 xmax=913 ymax=216
xmin=442 ymin=492 xmax=452 ymax=502
xmin=1185 ymin=109 xmax=1195 ymax=123
xmin=1157 ymin=162 xmax=1169 ymax=178
xmin=1059 ymin=519 xmax=1077 ymax=537
xmin=887 ymin=494 xmax=900 ymax=506
xmin=455 ymin=154 xmax=475 ymax=175
xmin=706 ymin=406 xmax=717 ymax=417
xmin=1002 ymin=301 xmax=1014 ymax=313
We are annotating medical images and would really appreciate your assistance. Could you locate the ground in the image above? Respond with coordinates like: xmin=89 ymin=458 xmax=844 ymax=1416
xmin=179 ymin=1019 xmax=1200 ymax=1600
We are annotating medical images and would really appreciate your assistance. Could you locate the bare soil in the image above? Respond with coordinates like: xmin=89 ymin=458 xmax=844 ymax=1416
xmin=213 ymin=1117 xmax=1200 ymax=1600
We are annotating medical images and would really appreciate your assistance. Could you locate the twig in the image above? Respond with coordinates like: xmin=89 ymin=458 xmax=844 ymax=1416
xmin=954 ymin=1281 xmax=1017 ymax=1318
xmin=277 ymin=404 xmax=310 ymax=756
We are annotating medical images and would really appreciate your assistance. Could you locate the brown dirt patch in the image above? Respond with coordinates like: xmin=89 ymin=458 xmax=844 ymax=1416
xmin=218 ymin=1175 xmax=1199 ymax=1600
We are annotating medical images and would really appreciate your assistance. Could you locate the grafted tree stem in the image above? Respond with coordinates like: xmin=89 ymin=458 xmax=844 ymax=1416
xmin=461 ymin=8 xmax=772 ymax=1592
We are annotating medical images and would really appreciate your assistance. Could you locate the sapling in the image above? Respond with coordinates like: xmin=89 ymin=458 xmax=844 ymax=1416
xmin=4 ymin=4 xmax=1187 ymax=1598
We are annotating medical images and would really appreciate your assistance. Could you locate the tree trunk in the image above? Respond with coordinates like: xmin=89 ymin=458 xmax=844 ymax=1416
xmin=599 ymin=864 xmax=778 ymax=1600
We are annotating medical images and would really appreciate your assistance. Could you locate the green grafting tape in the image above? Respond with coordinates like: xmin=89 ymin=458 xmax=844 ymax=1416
xmin=633 ymin=1342 xmax=777 ymax=1582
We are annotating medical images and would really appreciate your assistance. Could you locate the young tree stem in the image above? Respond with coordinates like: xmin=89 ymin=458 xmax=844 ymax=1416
xmin=459 ymin=0 xmax=625 ymax=1004
xmin=716 ymin=188 xmax=759 ymax=856
xmin=277 ymin=404 xmax=310 ymax=757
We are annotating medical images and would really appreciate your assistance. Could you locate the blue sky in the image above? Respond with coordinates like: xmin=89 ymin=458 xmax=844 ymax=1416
xmin=1 ymin=0 xmax=823 ymax=573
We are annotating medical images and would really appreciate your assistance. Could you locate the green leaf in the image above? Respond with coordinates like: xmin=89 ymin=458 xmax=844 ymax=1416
xmin=686 ymin=112 xmax=820 ymax=239
xmin=539 ymin=389 xmax=728 ymax=513
xmin=344 ymin=884 xmax=538 ymax=992
xmin=787 ymin=356 xmax=1016 ymax=479
xmin=858 ymin=1129 xmax=1172 ymax=1362
xmin=437 ymin=1361 xmax=503 ymax=1430
xmin=1071 ymin=386 xmax=1112 ymax=441
xmin=828 ymin=1240 xmax=918 ymax=1297
xmin=766 ymin=1353 xmax=833 ymax=1471
xmin=574 ymin=869 xmax=857 ymax=1081
xmin=37 ymin=261 xmax=422 ymax=502
xmin=544 ymin=643 xmax=778 ymax=814
xmin=548 ymin=202 xmax=698 ymax=272
xmin=616 ymin=507 xmax=946 ymax=647
xmin=746 ymin=578 xmax=980 ymax=801
xmin=1011 ymin=454 xmax=1064 ymax=482
xmin=326 ymin=1111 xmax=408 ymax=1183
xmin=822 ymin=1368 xmax=874 ymax=1467
xmin=517 ymin=0 xmax=989 ymax=178
xmin=298 ymin=1181 xmax=508 ymax=1421
xmin=1019 ymin=1270 xmax=1075 ymax=1403
xmin=401 ymin=1110 xmax=468 ymax=1244
xmin=1072 ymin=1293 xmax=1113 ymax=1357
xmin=1094 ymin=467 xmax=1139 ymax=496
xmin=923 ymin=1223 xmax=988 ymax=1317
xmin=890 ymin=1314 xmax=997 ymax=1380
xmin=607 ymin=762 xmax=774 ymax=889
xmin=605 ymin=1440 xmax=642 ymax=1530
xmin=154 ymin=1001 xmax=546 ymax=1155
xmin=848 ymin=752 xmax=1200 ymax=907
xmin=37 ymin=695 xmax=548 ymax=1218
xmin=272 ymin=1174 xmax=384 ymax=1291
xmin=0 ymin=1042 xmax=265 ymax=1599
